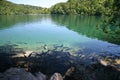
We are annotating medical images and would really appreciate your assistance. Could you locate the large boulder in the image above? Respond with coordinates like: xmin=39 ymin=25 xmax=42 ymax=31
xmin=50 ymin=73 xmax=63 ymax=80
xmin=35 ymin=72 xmax=46 ymax=80
xmin=0 ymin=68 xmax=46 ymax=80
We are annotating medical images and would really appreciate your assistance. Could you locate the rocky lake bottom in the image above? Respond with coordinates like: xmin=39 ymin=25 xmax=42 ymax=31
xmin=0 ymin=44 xmax=120 ymax=80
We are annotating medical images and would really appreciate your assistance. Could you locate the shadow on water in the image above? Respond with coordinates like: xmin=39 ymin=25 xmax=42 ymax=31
xmin=0 ymin=44 xmax=24 ymax=72
xmin=0 ymin=44 xmax=84 ymax=73
xmin=0 ymin=44 xmax=120 ymax=80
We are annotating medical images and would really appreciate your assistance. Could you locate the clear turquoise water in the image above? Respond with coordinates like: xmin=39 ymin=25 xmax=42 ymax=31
xmin=0 ymin=14 xmax=120 ymax=54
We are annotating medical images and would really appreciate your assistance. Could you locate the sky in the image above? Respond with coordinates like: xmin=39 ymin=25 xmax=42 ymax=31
xmin=7 ymin=0 xmax=68 ymax=8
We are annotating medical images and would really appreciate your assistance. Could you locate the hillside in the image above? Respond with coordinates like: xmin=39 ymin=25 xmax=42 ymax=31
xmin=0 ymin=0 xmax=49 ymax=15
xmin=51 ymin=0 xmax=114 ymax=15
xmin=0 ymin=0 xmax=115 ymax=15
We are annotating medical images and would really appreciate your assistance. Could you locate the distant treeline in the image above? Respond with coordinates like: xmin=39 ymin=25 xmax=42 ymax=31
xmin=0 ymin=0 xmax=118 ymax=16
xmin=51 ymin=0 xmax=114 ymax=16
xmin=0 ymin=0 xmax=50 ymax=15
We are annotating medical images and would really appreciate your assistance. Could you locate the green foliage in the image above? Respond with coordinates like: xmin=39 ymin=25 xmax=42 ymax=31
xmin=0 ymin=0 xmax=50 ymax=15
xmin=51 ymin=0 xmax=114 ymax=15
xmin=0 ymin=0 xmax=116 ymax=16
xmin=99 ymin=0 xmax=120 ymax=44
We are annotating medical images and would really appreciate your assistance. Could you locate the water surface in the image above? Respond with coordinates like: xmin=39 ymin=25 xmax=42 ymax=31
xmin=0 ymin=14 xmax=120 ymax=54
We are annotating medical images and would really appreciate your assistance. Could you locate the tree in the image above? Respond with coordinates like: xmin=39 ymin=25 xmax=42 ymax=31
xmin=100 ymin=0 xmax=120 ymax=44
xmin=0 ymin=0 xmax=50 ymax=15
xmin=51 ymin=0 xmax=112 ymax=15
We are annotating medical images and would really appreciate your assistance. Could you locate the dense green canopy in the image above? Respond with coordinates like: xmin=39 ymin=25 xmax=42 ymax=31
xmin=51 ymin=0 xmax=114 ymax=15
xmin=99 ymin=0 xmax=120 ymax=44
xmin=0 ymin=0 xmax=118 ymax=16
xmin=0 ymin=0 xmax=50 ymax=15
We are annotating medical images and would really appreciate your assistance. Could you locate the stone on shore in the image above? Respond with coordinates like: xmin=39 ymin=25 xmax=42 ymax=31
xmin=2 ymin=68 xmax=38 ymax=80
xmin=50 ymin=73 xmax=63 ymax=80
xmin=0 ymin=68 xmax=65 ymax=80
xmin=35 ymin=72 xmax=46 ymax=80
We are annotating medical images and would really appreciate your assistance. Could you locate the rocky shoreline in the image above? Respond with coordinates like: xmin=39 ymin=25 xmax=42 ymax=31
xmin=0 ymin=67 xmax=74 ymax=80
xmin=0 ymin=44 xmax=120 ymax=80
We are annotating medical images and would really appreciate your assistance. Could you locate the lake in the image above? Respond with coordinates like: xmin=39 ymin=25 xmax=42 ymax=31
xmin=0 ymin=14 xmax=120 ymax=55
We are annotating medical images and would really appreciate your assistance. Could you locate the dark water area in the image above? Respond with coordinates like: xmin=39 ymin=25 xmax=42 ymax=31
xmin=0 ymin=14 xmax=120 ymax=80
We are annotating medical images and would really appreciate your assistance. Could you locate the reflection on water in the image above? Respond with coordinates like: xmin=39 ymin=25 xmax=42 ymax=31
xmin=51 ymin=15 xmax=104 ymax=38
xmin=51 ymin=15 xmax=119 ymax=44
xmin=0 ymin=14 xmax=120 ymax=54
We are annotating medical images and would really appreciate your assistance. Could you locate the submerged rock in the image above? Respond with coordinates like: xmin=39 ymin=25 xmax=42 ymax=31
xmin=99 ymin=59 xmax=108 ymax=66
xmin=24 ymin=51 xmax=33 ymax=57
xmin=11 ymin=51 xmax=33 ymax=58
xmin=63 ymin=67 xmax=75 ymax=78
xmin=115 ymin=59 xmax=120 ymax=64
xmin=1 ymin=44 xmax=120 ymax=80
xmin=12 ymin=53 xmax=25 ymax=58
xmin=99 ymin=56 xmax=120 ymax=71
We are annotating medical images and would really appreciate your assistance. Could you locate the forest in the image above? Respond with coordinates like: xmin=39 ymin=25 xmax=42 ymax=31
xmin=0 ymin=0 xmax=49 ymax=15
xmin=51 ymin=0 xmax=113 ymax=15
xmin=0 ymin=0 xmax=119 ymax=16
